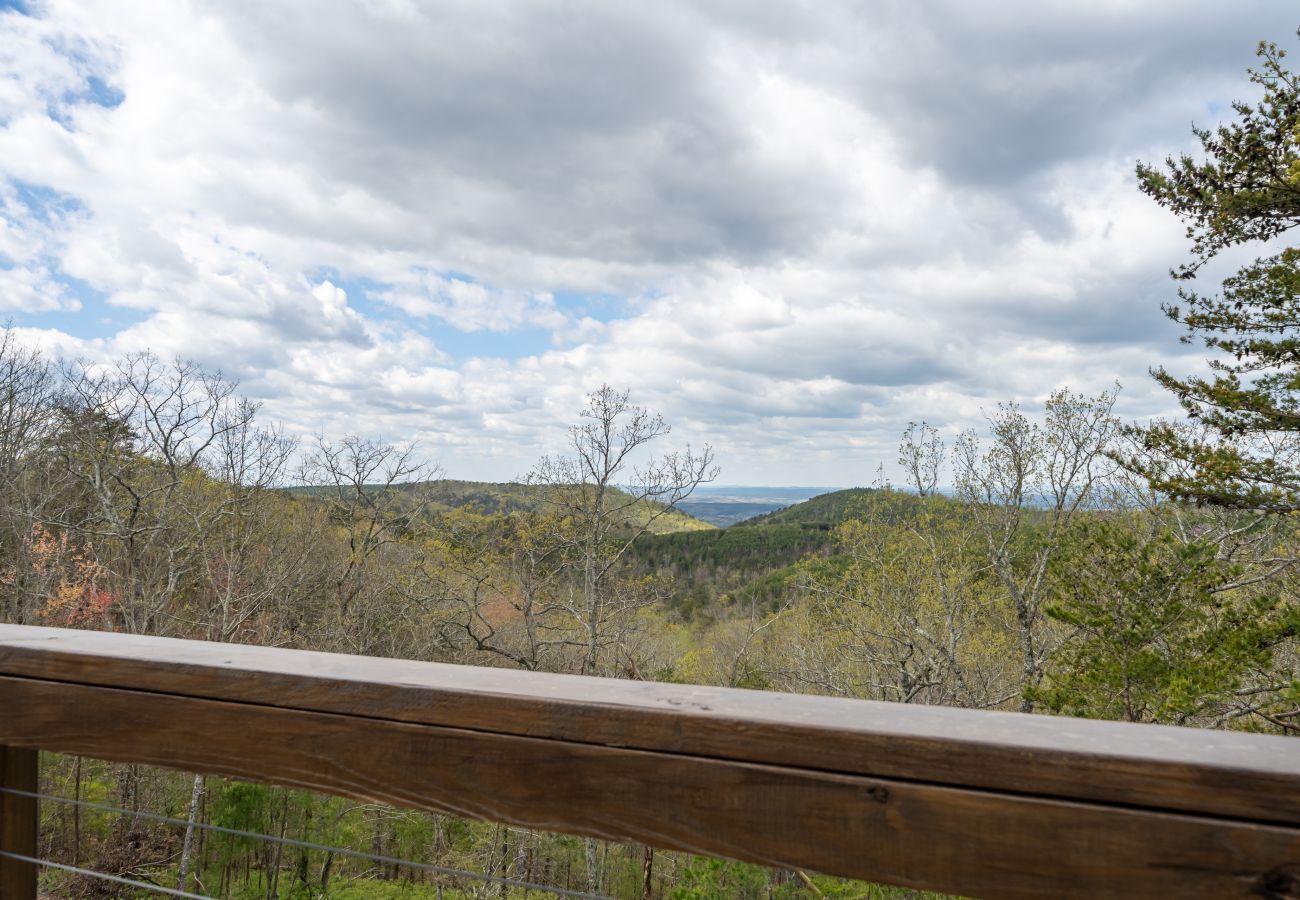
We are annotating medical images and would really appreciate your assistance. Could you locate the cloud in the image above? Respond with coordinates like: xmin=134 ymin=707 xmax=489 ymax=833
xmin=379 ymin=274 xmax=568 ymax=333
xmin=0 ymin=264 xmax=79 ymax=312
xmin=0 ymin=0 xmax=1285 ymax=483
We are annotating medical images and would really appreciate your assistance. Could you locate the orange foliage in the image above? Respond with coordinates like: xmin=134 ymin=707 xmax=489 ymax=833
xmin=26 ymin=523 xmax=116 ymax=628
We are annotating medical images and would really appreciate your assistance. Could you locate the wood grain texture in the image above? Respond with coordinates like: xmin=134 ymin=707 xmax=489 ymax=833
xmin=0 ymin=744 xmax=37 ymax=900
xmin=1 ymin=625 xmax=1297 ymax=825
xmin=2 ymin=676 xmax=1299 ymax=900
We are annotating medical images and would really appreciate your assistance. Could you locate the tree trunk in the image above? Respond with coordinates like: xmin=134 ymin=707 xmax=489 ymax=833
xmin=584 ymin=553 xmax=600 ymax=676
xmin=1017 ymin=594 xmax=1037 ymax=713
xmin=319 ymin=850 xmax=335 ymax=891
xmin=516 ymin=829 xmax=531 ymax=899
xmin=641 ymin=844 xmax=654 ymax=900
xmin=266 ymin=791 xmax=288 ymax=900
xmin=176 ymin=773 xmax=204 ymax=894
xmin=498 ymin=826 xmax=510 ymax=899
xmin=584 ymin=837 xmax=599 ymax=895
xmin=72 ymin=756 xmax=82 ymax=870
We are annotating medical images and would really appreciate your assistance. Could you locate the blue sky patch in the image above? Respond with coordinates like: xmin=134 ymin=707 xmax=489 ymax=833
xmin=44 ymin=55 xmax=125 ymax=128
xmin=551 ymin=290 xmax=628 ymax=323
xmin=437 ymin=325 xmax=557 ymax=360
xmin=81 ymin=75 xmax=125 ymax=110
xmin=25 ymin=271 xmax=144 ymax=338
xmin=309 ymin=269 xmax=572 ymax=361
xmin=12 ymin=180 xmax=82 ymax=223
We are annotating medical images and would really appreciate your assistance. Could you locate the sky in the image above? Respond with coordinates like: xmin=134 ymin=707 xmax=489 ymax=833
xmin=0 ymin=1 xmax=1295 ymax=486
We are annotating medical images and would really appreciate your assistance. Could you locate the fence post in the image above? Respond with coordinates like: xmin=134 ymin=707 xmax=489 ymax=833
xmin=0 ymin=745 xmax=37 ymax=900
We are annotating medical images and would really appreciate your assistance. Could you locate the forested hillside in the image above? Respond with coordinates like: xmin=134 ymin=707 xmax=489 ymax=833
xmin=287 ymin=478 xmax=715 ymax=535
xmin=0 ymin=338 xmax=1298 ymax=898
xmin=628 ymin=489 xmax=968 ymax=618
xmin=629 ymin=524 xmax=835 ymax=618
xmin=736 ymin=488 xmax=878 ymax=526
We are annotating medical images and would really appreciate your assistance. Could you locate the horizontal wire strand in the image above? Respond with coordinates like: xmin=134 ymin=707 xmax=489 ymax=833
xmin=0 ymin=851 xmax=214 ymax=899
xmin=0 ymin=786 xmax=612 ymax=900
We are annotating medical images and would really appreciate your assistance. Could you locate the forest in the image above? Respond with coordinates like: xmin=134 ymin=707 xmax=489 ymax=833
xmin=4 ymin=25 xmax=1300 ymax=900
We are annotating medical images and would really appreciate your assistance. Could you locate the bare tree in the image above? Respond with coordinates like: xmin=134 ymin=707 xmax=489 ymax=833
xmin=421 ymin=508 xmax=576 ymax=671
xmin=528 ymin=385 xmax=718 ymax=677
xmin=953 ymin=386 xmax=1121 ymax=710
xmin=515 ymin=385 xmax=718 ymax=898
xmin=899 ymin=421 xmax=943 ymax=497
xmin=179 ymin=411 xmax=300 ymax=643
xmin=297 ymin=435 xmax=440 ymax=655
xmin=0 ymin=330 xmax=61 ymax=624
xmin=50 ymin=354 xmax=259 ymax=636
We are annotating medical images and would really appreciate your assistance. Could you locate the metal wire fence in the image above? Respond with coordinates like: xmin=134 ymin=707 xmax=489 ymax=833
xmin=2 ymin=780 xmax=614 ymax=899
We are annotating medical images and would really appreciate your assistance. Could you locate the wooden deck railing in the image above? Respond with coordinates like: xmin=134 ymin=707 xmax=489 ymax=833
xmin=0 ymin=624 xmax=1298 ymax=898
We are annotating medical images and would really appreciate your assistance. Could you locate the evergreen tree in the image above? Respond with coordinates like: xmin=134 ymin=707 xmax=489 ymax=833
xmin=1033 ymin=519 xmax=1299 ymax=725
xmin=1133 ymin=33 xmax=1300 ymax=509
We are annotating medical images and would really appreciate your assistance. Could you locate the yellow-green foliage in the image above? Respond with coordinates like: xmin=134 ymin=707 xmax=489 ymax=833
xmin=767 ymin=492 xmax=1018 ymax=707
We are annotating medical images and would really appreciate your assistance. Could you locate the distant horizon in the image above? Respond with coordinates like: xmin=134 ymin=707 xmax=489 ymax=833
xmin=686 ymin=484 xmax=856 ymax=490
xmin=288 ymin=478 xmax=859 ymax=493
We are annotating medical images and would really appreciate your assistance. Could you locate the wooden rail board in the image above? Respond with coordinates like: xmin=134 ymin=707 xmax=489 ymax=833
xmin=1 ymin=625 xmax=1298 ymax=826
xmin=2 ymin=675 xmax=1299 ymax=899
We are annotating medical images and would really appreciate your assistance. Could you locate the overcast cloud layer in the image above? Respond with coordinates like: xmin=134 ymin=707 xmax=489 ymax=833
xmin=0 ymin=1 xmax=1294 ymax=484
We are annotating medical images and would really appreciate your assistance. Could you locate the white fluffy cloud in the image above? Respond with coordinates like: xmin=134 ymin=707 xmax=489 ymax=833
xmin=0 ymin=0 xmax=1291 ymax=484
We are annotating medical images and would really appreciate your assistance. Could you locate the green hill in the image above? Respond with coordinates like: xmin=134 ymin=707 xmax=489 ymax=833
xmin=285 ymin=479 xmax=714 ymax=535
xmin=737 ymin=487 xmax=880 ymax=526
xmin=741 ymin=487 xmax=984 ymax=529
xmin=628 ymin=523 xmax=835 ymax=618
xmin=643 ymin=489 xmax=980 ymax=618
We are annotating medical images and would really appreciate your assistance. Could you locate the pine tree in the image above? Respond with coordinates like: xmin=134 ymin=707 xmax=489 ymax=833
xmin=1132 ymin=33 xmax=1300 ymax=509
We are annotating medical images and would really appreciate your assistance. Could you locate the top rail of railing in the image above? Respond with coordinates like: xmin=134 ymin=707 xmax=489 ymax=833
xmin=1 ymin=624 xmax=1298 ymax=899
